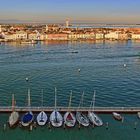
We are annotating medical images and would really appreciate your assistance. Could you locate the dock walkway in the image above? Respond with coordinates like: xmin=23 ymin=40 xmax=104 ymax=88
xmin=0 ymin=106 xmax=140 ymax=113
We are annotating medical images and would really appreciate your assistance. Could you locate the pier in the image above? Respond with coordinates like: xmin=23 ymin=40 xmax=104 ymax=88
xmin=0 ymin=106 xmax=140 ymax=113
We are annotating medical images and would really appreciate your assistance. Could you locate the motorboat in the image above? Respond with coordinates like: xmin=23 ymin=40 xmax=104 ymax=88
xmin=137 ymin=112 xmax=140 ymax=119
xmin=112 ymin=112 xmax=123 ymax=121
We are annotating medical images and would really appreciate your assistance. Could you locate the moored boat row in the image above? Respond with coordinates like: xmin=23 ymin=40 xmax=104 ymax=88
xmin=8 ymin=88 xmax=140 ymax=128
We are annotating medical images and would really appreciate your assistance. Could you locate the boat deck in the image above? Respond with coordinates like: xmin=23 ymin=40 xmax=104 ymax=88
xmin=0 ymin=106 xmax=140 ymax=113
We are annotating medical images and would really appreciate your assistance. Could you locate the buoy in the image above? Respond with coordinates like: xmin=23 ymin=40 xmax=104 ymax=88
xmin=106 ymin=122 xmax=109 ymax=130
xmin=78 ymin=69 xmax=81 ymax=72
xmin=134 ymin=122 xmax=137 ymax=130
xmin=25 ymin=77 xmax=29 ymax=81
xmin=30 ymin=125 xmax=33 ymax=131
xmin=3 ymin=124 xmax=6 ymax=131
xmin=123 ymin=64 xmax=127 ymax=67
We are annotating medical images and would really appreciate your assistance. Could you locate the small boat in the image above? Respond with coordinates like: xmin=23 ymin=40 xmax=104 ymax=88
xmin=37 ymin=90 xmax=48 ymax=126
xmin=50 ymin=88 xmax=63 ymax=127
xmin=50 ymin=110 xmax=63 ymax=127
xmin=76 ymin=92 xmax=89 ymax=127
xmin=9 ymin=94 xmax=19 ymax=127
xmin=37 ymin=111 xmax=48 ymax=126
xmin=71 ymin=50 xmax=78 ymax=53
xmin=137 ymin=112 xmax=140 ymax=119
xmin=88 ymin=91 xmax=103 ymax=126
xmin=20 ymin=40 xmax=37 ymax=44
xmin=64 ymin=91 xmax=76 ymax=127
xmin=76 ymin=112 xmax=89 ymax=127
xmin=112 ymin=112 xmax=122 ymax=121
xmin=21 ymin=89 xmax=34 ymax=127
xmin=21 ymin=111 xmax=34 ymax=127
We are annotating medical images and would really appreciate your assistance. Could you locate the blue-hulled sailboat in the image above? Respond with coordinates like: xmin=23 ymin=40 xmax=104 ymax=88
xmin=21 ymin=89 xmax=34 ymax=127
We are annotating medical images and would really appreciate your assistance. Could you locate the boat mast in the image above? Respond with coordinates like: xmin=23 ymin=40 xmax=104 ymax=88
xmin=41 ymin=89 xmax=44 ymax=109
xmin=28 ymin=88 xmax=31 ymax=110
xmin=12 ymin=94 xmax=15 ymax=112
xmin=92 ymin=90 xmax=96 ymax=112
xmin=68 ymin=90 xmax=72 ymax=111
xmin=78 ymin=91 xmax=84 ymax=110
xmin=55 ymin=87 xmax=57 ymax=110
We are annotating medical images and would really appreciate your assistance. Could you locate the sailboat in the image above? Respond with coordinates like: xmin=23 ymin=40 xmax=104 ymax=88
xmin=9 ymin=94 xmax=19 ymax=127
xmin=37 ymin=90 xmax=48 ymax=126
xmin=76 ymin=92 xmax=89 ymax=127
xmin=64 ymin=91 xmax=76 ymax=127
xmin=88 ymin=90 xmax=103 ymax=126
xmin=50 ymin=88 xmax=63 ymax=127
xmin=21 ymin=89 xmax=34 ymax=127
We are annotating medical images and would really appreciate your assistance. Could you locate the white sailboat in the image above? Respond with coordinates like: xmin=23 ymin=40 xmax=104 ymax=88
xmin=37 ymin=90 xmax=48 ymax=126
xmin=64 ymin=91 xmax=76 ymax=127
xmin=76 ymin=92 xmax=89 ymax=127
xmin=88 ymin=90 xmax=103 ymax=126
xmin=9 ymin=94 xmax=19 ymax=127
xmin=21 ymin=89 xmax=34 ymax=127
xmin=50 ymin=88 xmax=63 ymax=127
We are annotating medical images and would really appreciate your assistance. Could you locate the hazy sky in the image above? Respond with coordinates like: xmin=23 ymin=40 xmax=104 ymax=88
xmin=0 ymin=0 xmax=140 ymax=23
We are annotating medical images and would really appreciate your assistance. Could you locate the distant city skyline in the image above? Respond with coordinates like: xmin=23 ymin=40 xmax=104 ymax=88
xmin=0 ymin=0 xmax=140 ymax=24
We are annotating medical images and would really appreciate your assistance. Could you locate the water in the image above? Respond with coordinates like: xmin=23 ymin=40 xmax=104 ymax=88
xmin=0 ymin=40 xmax=140 ymax=139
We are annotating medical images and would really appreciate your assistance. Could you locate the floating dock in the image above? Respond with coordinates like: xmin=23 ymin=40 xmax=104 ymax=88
xmin=0 ymin=106 xmax=140 ymax=113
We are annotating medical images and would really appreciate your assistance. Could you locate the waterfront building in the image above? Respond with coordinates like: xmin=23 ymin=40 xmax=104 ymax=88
xmin=4 ymin=32 xmax=16 ymax=41
xmin=118 ymin=32 xmax=128 ymax=40
xmin=105 ymin=31 xmax=119 ymax=40
xmin=47 ymin=33 xmax=68 ymax=40
xmin=28 ymin=32 xmax=39 ymax=40
xmin=15 ymin=31 xmax=27 ymax=40
xmin=95 ymin=33 xmax=104 ymax=40
xmin=131 ymin=33 xmax=140 ymax=40
xmin=40 ymin=33 xmax=47 ymax=41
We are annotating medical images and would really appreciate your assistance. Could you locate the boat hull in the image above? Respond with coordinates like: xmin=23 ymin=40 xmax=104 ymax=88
xmin=88 ymin=112 xmax=103 ymax=126
xmin=50 ymin=110 xmax=63 ymax=127
xmin=64 ymin=112 xmax=76 ymax=127
xmin=37 ymin=111 xmax=48 ymax=126
xmin=76 ymin=112 xmax=89 ymax=127
xmin=9 ymin=111 xmax=19 ymax=127
xmin=21 ymin=112 xmax=34 ymax=127
xmin=137 ymin=112 xmax=140 ymax=119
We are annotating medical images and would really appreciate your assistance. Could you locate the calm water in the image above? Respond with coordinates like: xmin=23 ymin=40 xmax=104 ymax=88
xmin=0 ymin=40 xmax=140 ymax=140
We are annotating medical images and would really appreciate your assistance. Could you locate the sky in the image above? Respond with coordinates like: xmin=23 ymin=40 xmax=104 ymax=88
xmin=0 ymin=0 xmax=140 ymax=24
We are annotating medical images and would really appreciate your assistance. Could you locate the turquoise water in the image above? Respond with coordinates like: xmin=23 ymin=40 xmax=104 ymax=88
xmin=0 ymin=40 xmax=140 ymax=139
